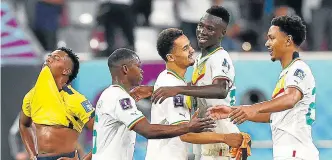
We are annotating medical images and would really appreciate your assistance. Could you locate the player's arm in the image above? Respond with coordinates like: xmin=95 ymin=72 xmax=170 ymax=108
xmin=152 ymin=79 xmax=230 ymax=104
xmin=132 ymin=115 xmax=213 ymax=139
xmin=19 ymin=111 xmax=37 ymax=159
xmin=80 ymin=118 xmax=94 ymax=160
xmin=253 ymin=87 xmax=302 ymax=113
xmin=115 ymin=97 xmax=214 ymax=139
xmin=229 ymin=67 xmax=307 ymax=124
xmin=152 ymin=56 xmax=233 ymax=104
xmin=180 ymin=132 xmax=243 ymax=147
xmin=207 ymin=105 xmax=271 ymax=123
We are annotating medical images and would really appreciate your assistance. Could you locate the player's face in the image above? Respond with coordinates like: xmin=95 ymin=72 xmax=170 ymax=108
xmin=265 ymin=25 xmax=289 ymax=62
xmin=196 ymin=13 xmax=227 ymax=49
xmin=168 ymin=35 xmax=195 ymax=68
xmin=127 ymin=56 xmax=143 ymax=86
xmin=44 ymin=50 xmax=72 ymax=78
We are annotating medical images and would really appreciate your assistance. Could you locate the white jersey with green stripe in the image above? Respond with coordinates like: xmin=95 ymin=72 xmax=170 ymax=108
xmin=191 ymin=48 xmax=240 ymax=156
xmin=270 ymin=59 xmax=319 ymax=159
xmin=92 ymin=85 xmax=145 ymax=160
xmin=145 ymin=69 xmax=191 ymax=160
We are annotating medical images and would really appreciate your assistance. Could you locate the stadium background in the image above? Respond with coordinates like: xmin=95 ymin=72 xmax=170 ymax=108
xmin=1 ymin=0 xmax=331 ymax=160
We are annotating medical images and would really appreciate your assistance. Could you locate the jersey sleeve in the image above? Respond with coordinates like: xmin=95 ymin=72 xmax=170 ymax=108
xmin=285 ymin=64 xmax=308 ymax=94
xmin=74 ymin=96 xmax=95 ymax=124
xmin=210 ymin=53 xmax=234 ymax=83
xmin=21 ymin=89 xmax=34 ymax=117
xmin=165 ymin=94 xmax=190 ymax=125
xmin=114 ymin=96 xmax=145 ymax=130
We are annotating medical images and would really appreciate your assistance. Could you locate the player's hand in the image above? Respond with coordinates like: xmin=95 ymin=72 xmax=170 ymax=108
xmin=130 ymin=85 xmax=153 ymax=101
xmin=229 ymin=106 xmax=257 ymax=125
xmin=206 ymin=105 xmax=233 ymax=120
xmin=187 ymin=109 xmax=215 ymax=133
xmin=223 ymin=133 xmax=243 ymax=148
xmin=57 ymin=150 xmax=79 ymax=160
xmin=151 ymin=86 xmax=182 ymax=104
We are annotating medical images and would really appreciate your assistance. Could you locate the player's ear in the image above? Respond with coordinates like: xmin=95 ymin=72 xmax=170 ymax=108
xmin=122 ymin=64 xmax=129 ymax=74
xmin=166 ymin=54 xmax=175 ymax=62
xmin=286 ymin=35 xmax=292 ymax=46
xmin=63 ymin=68 xmax=72 ymax=76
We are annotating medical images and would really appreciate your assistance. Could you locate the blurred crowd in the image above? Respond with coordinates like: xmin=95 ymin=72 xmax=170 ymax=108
xmin=11 ymin=0 xmax=332 ymax=57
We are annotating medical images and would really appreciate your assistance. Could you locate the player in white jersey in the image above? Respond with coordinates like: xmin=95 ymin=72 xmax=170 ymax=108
xmin=149 ymin=6 xmax=251 ymax=160
xmin=145 ymin=28 xmax=244 ymax=160
xmin=91 ymin=48 xmax=215 ymax=160
xmin=207 ymin=16 xmax=319 ymax=160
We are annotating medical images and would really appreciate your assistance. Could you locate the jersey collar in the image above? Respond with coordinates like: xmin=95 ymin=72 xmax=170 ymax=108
xmin=167 ymin=69 xmax=186 ymax=82
xmin=196 ymin=46 xmax=223 ymax=66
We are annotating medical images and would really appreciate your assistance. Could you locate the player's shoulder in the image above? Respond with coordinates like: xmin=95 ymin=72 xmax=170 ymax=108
xmin=289 ymin=60 xmax=313 ymax=75
xmin=155 ymin=70 xmax=183 ymax=87
xmin=209 ymin=48 xmax=232 ymax=63
xmin=65 ymin=85 xmax=86 ymax=99
xmin=104 ymin=85 xmax=133 ymax=100
xmin=23 ymin=87 xmax=36 ymax=101
xmin=211 ymin=48 xmax=230 ymax=58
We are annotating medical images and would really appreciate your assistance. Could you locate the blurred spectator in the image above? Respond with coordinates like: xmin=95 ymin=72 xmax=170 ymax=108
xmin=275 ymin=0 xmax=303 ymax=18
xmin=33 ymin=0 xmax=64 ymax=51
xmin=96 ymin=0 xmax=135 ymax=56
xmin=132 ymin=0 xmax=152 ymax=26
xmin=308 ymin=0 xmax=332 ymax=51
xmin=174 ymin=0 xmax=213 ymax=50
xmin=218 ymin=0 xmax=242 ymax=51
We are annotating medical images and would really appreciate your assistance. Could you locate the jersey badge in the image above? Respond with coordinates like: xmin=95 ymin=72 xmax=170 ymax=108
xmin=119 ymin=98 xmax=133 ymax=110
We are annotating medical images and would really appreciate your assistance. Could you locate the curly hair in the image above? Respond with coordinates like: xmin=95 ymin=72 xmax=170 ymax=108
xmin=206 ymin=6 xmax=230 ymax=24
xmin=271 ymin=15 xmax=306 ymax=46
xmin=57 ymin=47 xmax=80 ymax=84
xmin=156 ymin=28 xmax=184 ymax=61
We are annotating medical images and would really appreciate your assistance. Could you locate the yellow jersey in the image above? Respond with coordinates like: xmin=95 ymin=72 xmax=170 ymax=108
xmin=22 ymin=67 xmax=94 ymax=133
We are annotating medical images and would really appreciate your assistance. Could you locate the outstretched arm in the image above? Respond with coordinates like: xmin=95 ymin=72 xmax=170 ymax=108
xmin=152 ymin=78 xmax=230 ymax=104
xmin=228 ymin=87 xmax=302 ymax=124
xmin=180 ymin=132 xmax=243 ymax=148
xmin=132 ymin=113 xmax=214 ymax=139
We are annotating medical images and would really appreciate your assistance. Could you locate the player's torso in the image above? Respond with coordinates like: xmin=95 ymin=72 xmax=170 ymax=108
xmin=146 ymin=70 xmax=189 ymax=160
xmin=92 ymin=86 xmax=136 ymax=160
xmin=191 ymin=49 xmax=239 ymax=157
xmin=28 ymin=85 xmax=90 ymax=132
xmin=270 ymin=60 xmax=318 ymax=159
xmin=192 ymin=49 xmax=236 ymax=110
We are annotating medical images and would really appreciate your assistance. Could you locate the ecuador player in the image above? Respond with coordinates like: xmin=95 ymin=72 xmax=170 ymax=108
xmin=19 ymin=47 xmax=94 ymax=160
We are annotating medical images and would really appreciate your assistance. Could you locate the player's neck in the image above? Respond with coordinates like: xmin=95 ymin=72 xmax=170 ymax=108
xmin=54 ymin=76 xmax=67 ymax=90
xmin=280 ymin=49 xmax=300 ymax=69
xmin=112 ymin=76 xmax=131 ymax=93
xmin=166 ymin=63 xmax=186 ymax=80
xmin=201 ymin=44 xmax=220 ymax=57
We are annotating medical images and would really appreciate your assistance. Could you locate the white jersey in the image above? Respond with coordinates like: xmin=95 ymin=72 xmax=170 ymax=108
xmin=271 ymin=59 xmax=319 ymax=160
xmin=145 ymin=70 xmax=191 ymax=160
xmin=92 ymin=85 xmax=145 ymax=160
xmin=191 ymin=47 xmax=240 ymax=157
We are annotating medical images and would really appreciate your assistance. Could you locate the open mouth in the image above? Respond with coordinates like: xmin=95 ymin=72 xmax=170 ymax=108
xmin=268 ymin=48 xmax=273 ymax=56
xmin=198 ymin=36 xmax=208 ymax=43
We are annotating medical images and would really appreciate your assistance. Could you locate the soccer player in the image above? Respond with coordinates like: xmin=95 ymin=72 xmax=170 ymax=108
xmin=147 ymin=6 xmax=244 ymax=160
xmin=145 ymin=28 xmax=243 ymax=160
xmin=91 ymin=48 xmax=215 ymax=160
xmin=19 ymin=47 xmax=94 ymax=160
xmin=207 ymin=15 xmax=319 ymax=160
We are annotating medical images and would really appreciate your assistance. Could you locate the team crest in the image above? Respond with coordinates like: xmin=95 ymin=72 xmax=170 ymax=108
xmin=119 ymin=98 xmax=132 ymax=110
